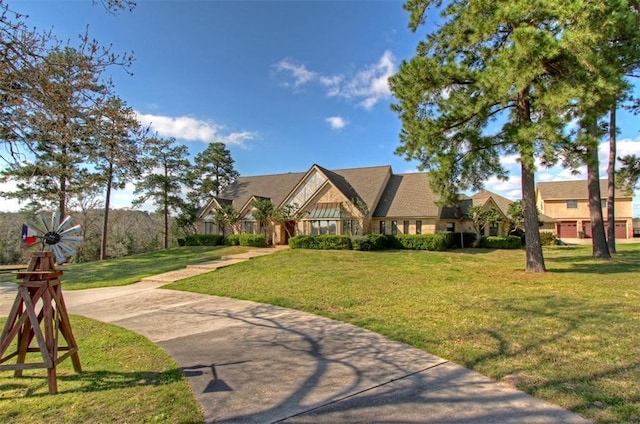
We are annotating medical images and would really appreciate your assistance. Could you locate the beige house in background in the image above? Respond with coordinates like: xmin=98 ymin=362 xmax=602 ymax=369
xmin=536 ymin=180 xmax=634 ymax=239
xmin=196 ymin=164 xmax=515 ymax=244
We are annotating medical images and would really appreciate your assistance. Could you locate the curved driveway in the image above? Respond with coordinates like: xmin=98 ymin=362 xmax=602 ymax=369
xmin=0 ymin=259 xmax=589 ymax=423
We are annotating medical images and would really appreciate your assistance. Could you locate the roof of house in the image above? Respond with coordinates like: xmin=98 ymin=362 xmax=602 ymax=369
xmin=218 ymin=171 xmax=306 ymax=211
xmin=373 ymin=173 xmax=442 ymax=218
xmin=537 ymin=179 xmax=632 ymax=200
xmin=470 ymin=189 xmax=513 ymax=214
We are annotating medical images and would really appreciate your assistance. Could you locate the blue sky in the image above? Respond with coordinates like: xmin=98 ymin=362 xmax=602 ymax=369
xmin=4 ymin=0 xmax=640 ymax=216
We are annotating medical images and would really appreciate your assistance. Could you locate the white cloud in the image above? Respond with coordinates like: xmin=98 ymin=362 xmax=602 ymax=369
xmin=273 ymin=58 xmax=317 ymax=88
xmin=135 ymin=112 xmax=256 ymax=147
xmin=273 ymin=50 xmax=397 ymax=110
xmin=325 ymin=116 xmax=348 ymax=130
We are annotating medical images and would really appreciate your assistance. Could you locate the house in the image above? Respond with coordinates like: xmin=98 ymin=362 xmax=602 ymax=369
xmin=196 ymin=164 xmax=515 ymax=244
xmin=535 ymin=179 xmax=634 ymax=239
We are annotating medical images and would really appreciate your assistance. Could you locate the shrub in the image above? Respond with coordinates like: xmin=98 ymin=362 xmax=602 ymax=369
xmin=177 ymin=238 xmax=186 ymax=247
xmin=238 ymin=234 xmax=267 ymax=247
xmin=479 ymin=235 xmax=522 ymax=249
xmin=225 ymin=234 xmax=240 ymax=246
xmin=539 ymin=232 xmax=557 ymax=246
xmin=288 ymin=235 xmax=352 ymax=250
xmin=184 ymin=234 xmax=224 ymax=246
xmin=386 ymin=234 xmax=449 ymax=251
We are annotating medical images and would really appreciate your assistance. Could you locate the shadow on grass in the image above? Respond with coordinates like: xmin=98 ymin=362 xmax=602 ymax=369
xmin=0 ymin=368 xmax=184 ymax=399
xmin=464 ymin=295 xmax=639 ymax=421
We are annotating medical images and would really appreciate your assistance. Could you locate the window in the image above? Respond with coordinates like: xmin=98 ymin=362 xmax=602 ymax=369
xmin=446 ymin=222 xmax=455 ymax=232
xmin=403 ymin=220 xmax=409 ymax=234
xmin=204 ymin=222 xmax=216 ymax=234
xmin=243 ymin=221 xmax=256 ymax=234
xmin=379 ymin=221 xmax=386 ymax=234
xmin=310 ymin=220 xmax=337 ymax=235
xmin=489 ymin=222 xmax=499 ymax=236
xmin=567 ymin=200 xmax=578 ymax=209
xmin=391 ymin=220 xmax=398 ymax=235
xmin=416 ymin=220 xmax=422 ymax=234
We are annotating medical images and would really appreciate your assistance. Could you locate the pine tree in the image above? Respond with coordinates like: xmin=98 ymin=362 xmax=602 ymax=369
xmin=133 ymin=137 xmax=190 ymax=249
xmin=88 ymin=95 xmax=145 ymax=260
xmin=391 ymin=0 xmax=635 ymax=271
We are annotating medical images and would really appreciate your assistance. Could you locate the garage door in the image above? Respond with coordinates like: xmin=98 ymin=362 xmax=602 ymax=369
xmin=557 ymin=221 xmax=577 ymax=238
xmin=615 ymin=221 xmax=627 ymax=239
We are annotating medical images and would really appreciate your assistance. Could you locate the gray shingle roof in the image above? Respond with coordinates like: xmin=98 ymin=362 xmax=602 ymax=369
xmin=537 ymin=179 xmax=631 ymax=200
xmin=218 ymin=172 xmax=306 ymax=211
xmin=373 ymin=173 xmax=442 ymax=217
xmin=471 ymin=189 xmax=514 ymax=216
xmin=215 ymin=165 xmax=392 ymax=215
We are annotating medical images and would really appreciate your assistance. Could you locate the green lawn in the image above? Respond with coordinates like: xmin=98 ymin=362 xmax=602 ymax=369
xmin=168 ymin=244 xmax=640 ymax=424
xmin=51 ymin=246 xmax=246 ymax=290
xmin=0 ymin=316 xmax=201 ymax=423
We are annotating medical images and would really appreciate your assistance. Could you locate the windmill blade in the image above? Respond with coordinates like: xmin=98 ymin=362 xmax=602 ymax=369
xmin=58 ymin=215 xmax=75 ymax=232
xmin=35 ymin=214 xmax=50 ymax=234
xmin=56 ymin=241 xmax=78 ymax=258
xmin=59 ymin=225 xmax=82 ymax=237
xmin=50 ymin=212 xmax=60 ymax=232
xmin=58 ymin=236 xmax=83 ymax=246
xmin=52 ymin=244 xmax=67 ymax=264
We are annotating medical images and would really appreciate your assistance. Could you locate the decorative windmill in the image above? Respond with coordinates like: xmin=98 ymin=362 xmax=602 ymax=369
xmin=21 ymin=213 xmax=83 ymax=264
xmin=0 ymin=212 xmax=83 ymax=394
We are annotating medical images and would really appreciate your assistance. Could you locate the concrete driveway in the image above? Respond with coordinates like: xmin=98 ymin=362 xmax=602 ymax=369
xmin=1 ymin=279 xmax=589 ymax=423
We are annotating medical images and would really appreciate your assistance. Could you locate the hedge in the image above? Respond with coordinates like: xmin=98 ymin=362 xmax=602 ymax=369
xmin=289 ymin=235 xmax=352 ymax=250
xmin=350 ymin=233 xmax=387 ymax=251
xmin=184 ymin=234 xmax=224 ymax=246
xmin=385 ymin=234 xmax=449 ymax=251
xmin=479 ymin=235 xmax=522 ymax=249
xmin=225 ymin=234 xmax=240 ymax=246
xmin=238 ymin=234 xmax=267 ymax=247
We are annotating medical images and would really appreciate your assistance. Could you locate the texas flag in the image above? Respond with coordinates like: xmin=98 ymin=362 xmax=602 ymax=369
xmin=21 ymin=224 xmax=38 ymax=247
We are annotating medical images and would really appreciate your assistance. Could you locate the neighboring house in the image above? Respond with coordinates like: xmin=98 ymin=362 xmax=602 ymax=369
xmin=196 ymin=164 xmax=516 ymax=244
xmin=535 ymin=179 xmax=634 ymax=239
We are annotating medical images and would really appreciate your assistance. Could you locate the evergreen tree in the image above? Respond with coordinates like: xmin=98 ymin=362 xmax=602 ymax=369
xmin=88 ymin=95 xmax=145 ymax=260
xmin=391 ymin=0 xmax=635 ymax=271
xmin=133 ymin=137 xmax=190 ymax=249
xmin=0 ymin=48 xmax=106 ymax=216
xmin=188 ymin=142 xmax=239 ymax=204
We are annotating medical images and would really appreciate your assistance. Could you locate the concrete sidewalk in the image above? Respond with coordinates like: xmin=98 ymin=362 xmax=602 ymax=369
xmin=0 ymin=253 xmax=590 ymax=423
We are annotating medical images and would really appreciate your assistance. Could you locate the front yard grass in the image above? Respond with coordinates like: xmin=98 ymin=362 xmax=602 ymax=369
xmin=0 ymin=316 xmax=201 ymax=423
xmin=168 ymin=243 xmax=640 ymax=424
xmin=57 ymin=246 xmax=247 ymax=290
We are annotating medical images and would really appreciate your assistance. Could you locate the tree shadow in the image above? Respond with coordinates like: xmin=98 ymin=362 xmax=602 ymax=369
xmin=157 ymin=299 xmax=592 ymax=423
xmin=0 ymin=368 xmax=184 ymax=399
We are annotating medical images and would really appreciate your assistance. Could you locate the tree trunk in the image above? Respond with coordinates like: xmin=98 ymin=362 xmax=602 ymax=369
xmin=517 ymin=89 xmax=545 ymax=272
xmin=100 ymin=164 xmax=113 ymax=261
xmin=586 ymin=141 xmax=611 ymax=259
xmin=59 ymin=175 xmax=66 ymax=218
xmin=606 ymin=103 xmax=616 ymax=253
xmin=521 ymin=161 xmax=546 ymax=272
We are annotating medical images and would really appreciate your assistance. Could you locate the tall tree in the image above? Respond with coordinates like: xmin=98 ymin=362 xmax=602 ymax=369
xmin=133 ymin=137 xmax=190 ymax=249
xmin=0 ymin=0 xmax=134 ymax=160
xmin=88 ymin=95 xmax=145 ymax=260
xmin=0 ymin=47 xmax=107 ymax=216
xmin=391 ymin=0 xmax=633 ymax=271
xmin=188 ymin=142 xmax=239 ymax=203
